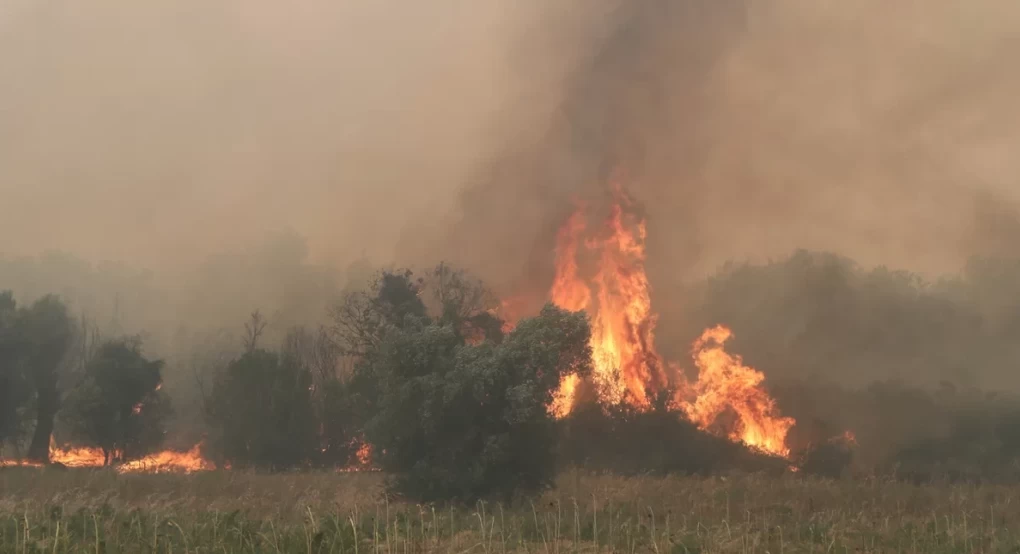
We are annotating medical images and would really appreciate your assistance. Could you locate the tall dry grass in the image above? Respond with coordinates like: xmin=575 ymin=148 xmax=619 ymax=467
xmin=1 ymin=467 xmax=1018 ymax=552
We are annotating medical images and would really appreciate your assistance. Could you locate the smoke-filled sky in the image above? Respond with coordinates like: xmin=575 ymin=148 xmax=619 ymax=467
xmin=3 ymin=0 xmax=1020 ymax=289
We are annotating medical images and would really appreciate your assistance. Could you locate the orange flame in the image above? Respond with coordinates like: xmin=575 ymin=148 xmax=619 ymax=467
xmin=550 ymin=187 xmax=667 ymax=412
xmin=0 ymin=459 xmax=42 ymax=468
xmin=2 ymin=440 xmax=216 ymax=473
xmin=51 ymin=443 xmax=110 ymax=467
xmin=337 ymin=440 xmax=380 ymax=473
xmin=675 ymin=326 xmax=795 ymax=457
xmin=117 ymin=443 xmax=214 ymax=474
xmin=356 ymin=441 xmax=372 ymax=466
xmin=547 ymin=182 xmax=795 ymax=458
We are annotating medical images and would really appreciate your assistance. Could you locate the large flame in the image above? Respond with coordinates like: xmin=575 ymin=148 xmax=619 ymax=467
xmin=547 ymin=184 xmax=795 ymax=457
xmin=550 ymin=188 xmax=667 ymax=413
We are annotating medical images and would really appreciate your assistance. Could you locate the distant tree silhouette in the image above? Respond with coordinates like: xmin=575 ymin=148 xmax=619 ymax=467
xmin=207 ymin=348 xmax=317 ymax=470
xmin=19 ymin=295 xmax=73 ymax=462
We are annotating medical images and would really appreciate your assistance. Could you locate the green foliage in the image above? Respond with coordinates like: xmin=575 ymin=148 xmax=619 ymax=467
xmin=360 ymin=303 xmax=592 ymax=501
xmin=61 ymin=338 xmax=170 ymax=463
xmin=207 ymin=349 xmax=318 ymax=470
xmin=18 ymin=295 xmax=74 ymax=461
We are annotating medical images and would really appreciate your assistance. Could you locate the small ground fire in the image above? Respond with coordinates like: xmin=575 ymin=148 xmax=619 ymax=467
xmin=0 ymin=439 xmax=214 ymax=473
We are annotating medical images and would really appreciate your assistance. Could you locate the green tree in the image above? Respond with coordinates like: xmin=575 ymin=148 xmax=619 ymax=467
xmin=361 ymin=303 xmax=592 ymax=501
xmin=60 ymin=338 xmax=170 ymax=464
xmin=207 ymin=349 xmax=318 ymax=470
xmin=19 ymin=295 xmax=73 ymax=462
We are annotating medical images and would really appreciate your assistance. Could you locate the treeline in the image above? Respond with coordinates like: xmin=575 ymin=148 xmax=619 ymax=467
xmin=0 ymin=265 xmax=602 ymax=501
xmin=675 ymin=250 xmax=1020 ymax=390
xmin=8 ymin=251 xmax=1020 ymax=500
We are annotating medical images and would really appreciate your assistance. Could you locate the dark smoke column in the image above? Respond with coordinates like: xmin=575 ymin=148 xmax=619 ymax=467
xmin=436 ymin=0 xmax=750 ymax=301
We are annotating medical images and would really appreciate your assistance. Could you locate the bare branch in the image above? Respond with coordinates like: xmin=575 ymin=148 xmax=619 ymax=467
xmin=243 ymin=309 xmax=268 ymax=353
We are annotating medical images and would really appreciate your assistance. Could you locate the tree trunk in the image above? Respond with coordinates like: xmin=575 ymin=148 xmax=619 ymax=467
xmin=26 ymin=385 xmax=58 ymax=463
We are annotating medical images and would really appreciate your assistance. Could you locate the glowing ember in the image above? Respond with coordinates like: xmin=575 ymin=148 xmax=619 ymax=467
xmin=356 ymin=441 xmax=372 ymax=466
xmin=837 ymin=430 xmax=858 ymax=446
xmin=337 ymin=440 xmax=379 ymax=473
xmin=546 ymin=182 xmax=796 ymax=458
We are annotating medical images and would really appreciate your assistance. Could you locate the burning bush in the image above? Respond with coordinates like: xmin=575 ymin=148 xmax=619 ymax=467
xmin=60 ymin=337 xmax=171 ymax=465
xmin=559 ymin=393 xmax=788 ymax=476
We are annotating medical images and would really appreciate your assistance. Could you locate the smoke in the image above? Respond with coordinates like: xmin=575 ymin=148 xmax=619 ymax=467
xmin=0 ymin=0 xmax=550 ymax=271
xmin=3 ymin=0 xmax=1020 ymax=350
xmin=427 ymin=0 xmax=1020 ymax=294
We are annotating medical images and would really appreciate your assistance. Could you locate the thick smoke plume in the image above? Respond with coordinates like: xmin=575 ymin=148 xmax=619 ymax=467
xmin=3 ymin=1 xmax=1020 ymax=377
xmin=427 ymin=0 xmax=1020 ymax=294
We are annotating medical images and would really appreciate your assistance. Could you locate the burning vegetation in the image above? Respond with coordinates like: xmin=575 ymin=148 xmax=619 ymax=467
xmin=11 ymin=183 xmax=1020 ymax=497
xmin=0 ymin=438 xmax=214 ymax=473
xmin=0 ymin=181 xmax=827 ymax=480
xmin=543 ymin=182 xmax=800 ymax=458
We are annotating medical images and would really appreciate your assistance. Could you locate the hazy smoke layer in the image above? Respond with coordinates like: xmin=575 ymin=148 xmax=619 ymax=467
xmin=3 ymin=0 xmax=1020 ymax=326
xmin=0 ymin=1 xmax=553 ymax=271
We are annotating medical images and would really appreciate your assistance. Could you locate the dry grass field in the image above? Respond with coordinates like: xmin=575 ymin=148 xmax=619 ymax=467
xmin=2 ymin=468 xmax=1019 ymax=553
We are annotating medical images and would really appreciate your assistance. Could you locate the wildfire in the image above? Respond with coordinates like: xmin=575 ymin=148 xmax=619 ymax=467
xmin=546 ymin=183 xmax=795 ymax=457
xmin=549 ymin=188 xmax=666 ymax=412
xmin=356 ymin=441 xmax=372 ymax=466
xmin=677 ymin=326 xmax=795 ymax=457
xmin=337 ymin=440 xmax=379 ymax=473
xmin=51 ymin=443 xmax=109 ymax=467
xmin=1 ymin=440 xmax=216 ymax=473
xmin=117 ymin=443 xmax=214 ymax=474
xmin=0 ymin=459 xmax=42 ymax=468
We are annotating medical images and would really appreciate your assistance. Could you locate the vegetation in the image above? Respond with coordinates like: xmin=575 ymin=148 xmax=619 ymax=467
xmin=206 ymin=348 xmax=318 ymax=470
xmin=8 ymin=251 xmax=1020 ymax=508
xmin=677 ymin=250 xmax=1020 ymax=391
xmin=60 ymin=338 xmax=171 ymax=465
xmin=19 ymin=296 xmax=74 ymax=462
xmin=3 ymin=469 xmax=1020 ymax=553
xmin=559 ymin=398 xmax=788 ymax=476
xmin=361 ymin=303 xmax=592 ymax=501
